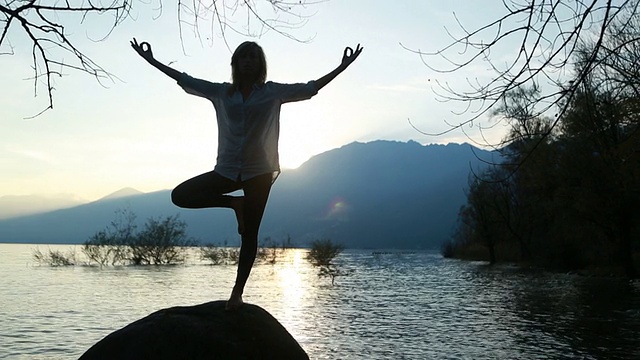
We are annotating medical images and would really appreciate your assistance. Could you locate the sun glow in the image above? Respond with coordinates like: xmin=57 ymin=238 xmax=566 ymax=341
xmin=279 ymin=151 xmax=312 ymax=170
xmin=278 ymin=104 xmax=339 ymax=170
xmin=278 ymin=250 xmax=307 ymax=305
xmin=275 ymin=249 xmax=314 ymax=341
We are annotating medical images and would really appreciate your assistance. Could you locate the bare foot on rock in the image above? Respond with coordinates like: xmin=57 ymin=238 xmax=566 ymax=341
xmin=225 ymin=289 xmax=244 ymax=311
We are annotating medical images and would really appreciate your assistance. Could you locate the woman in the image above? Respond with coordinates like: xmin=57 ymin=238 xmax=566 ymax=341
xmin=131 ymin=38 xmax=363 ymax=309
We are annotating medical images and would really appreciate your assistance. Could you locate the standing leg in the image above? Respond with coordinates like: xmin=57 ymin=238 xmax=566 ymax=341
xmin=226 ymin=173 xmax=273 ymax=310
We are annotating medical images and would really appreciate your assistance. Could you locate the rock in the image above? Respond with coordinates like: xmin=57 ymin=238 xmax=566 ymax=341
xmin=79 ymin=300 xmax=309 ymax=360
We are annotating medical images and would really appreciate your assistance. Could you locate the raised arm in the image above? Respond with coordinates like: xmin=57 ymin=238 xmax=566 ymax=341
xmin=315 ymin=44 xmax=363 ymax=91
xmin=130 ymin=38 xmax=181 ymax=81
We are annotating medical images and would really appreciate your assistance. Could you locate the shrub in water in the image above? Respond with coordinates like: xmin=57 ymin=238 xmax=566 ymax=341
xmin=33 ymin=247 xmax=76 ymax=266
xmin=306 ymin=239 xmax=345 ymax=285
xmin=306 ymin=239 xmax=343 ymax=266
xmin=82 ymin=209 xmax=197 ymax=266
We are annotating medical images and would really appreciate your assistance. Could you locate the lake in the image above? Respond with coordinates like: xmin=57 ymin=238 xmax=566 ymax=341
xmin=1 ymin=243 xmax=639 ymax=359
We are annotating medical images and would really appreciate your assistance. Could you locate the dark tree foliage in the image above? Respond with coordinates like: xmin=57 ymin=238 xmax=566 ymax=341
xmin=129 ymin=215 xmax=196 ymax=265
xmin=1 ymin=0 xmax=320 ymax=116
xmin=306 ymin=238 xmax=345 ymax=285
xmin=83 ymin=208 xmax=137 ymax=266
xmin=446 ymin=6 xmax=640 ymax=277
xmin=83 ymin=209 xmax=197 ymax=265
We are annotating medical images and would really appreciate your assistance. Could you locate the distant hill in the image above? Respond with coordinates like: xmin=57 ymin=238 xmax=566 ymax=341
xmin=98 ymin=187 xmax=144 ymax=201
xmin=0 ymin=141 xmax=497 ymax=249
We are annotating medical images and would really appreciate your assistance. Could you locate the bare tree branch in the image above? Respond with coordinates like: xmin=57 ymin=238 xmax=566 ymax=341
xmin=1 ymin=0 xmax=132 ymax=117
xmin=1 ymin=0 xmax=323 ymax=117
xmin=407 ymin=0 xmax=634 ymax=145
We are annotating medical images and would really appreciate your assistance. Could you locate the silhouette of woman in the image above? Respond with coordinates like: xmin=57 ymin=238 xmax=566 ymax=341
xmin=131 ymin=38 xmax=363 ymax=309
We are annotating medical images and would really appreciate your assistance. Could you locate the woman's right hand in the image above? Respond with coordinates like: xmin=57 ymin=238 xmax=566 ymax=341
xmin=130 ymin=38 xmax=154 ymax=61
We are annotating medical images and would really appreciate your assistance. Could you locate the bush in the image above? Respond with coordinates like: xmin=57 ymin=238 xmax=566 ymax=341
xmin=441 ymin=239 xmax=456 ymax=258
xmin=82 ymin=231 xmax=130 ymax=266
xmin=199 ymin=242 xmax=240 ymax=265
xmin=257 ymin=236 xmax=288 ymax=265
xmin=306 ymin=239 xmax=343 ymax=266
xmin=306 ymin=239 xmax=345 ymax=285
xmin=82 ymin=208 xmax=137 ymax=266
xmin=81 ymin=209 xmax=197 ymax=266
xmin=201 ymin=235 xmax=295 ymax=266
xmin=199 ymin=244 xmax=227 ymax=265
xmin=33 ymin=247 xmax=76 ymax=266
xmin=129 ymin=215 xmax=196 ymax=265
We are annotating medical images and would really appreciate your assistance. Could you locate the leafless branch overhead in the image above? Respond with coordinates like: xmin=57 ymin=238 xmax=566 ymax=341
xmin=1 ymin=0 xmax=323 ymax=117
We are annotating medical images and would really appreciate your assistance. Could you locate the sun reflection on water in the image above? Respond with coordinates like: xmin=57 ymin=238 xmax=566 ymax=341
xmin=2 ymin=245 xmax=639 ymax=359
xmin=268 ymin=249 xmax=318 ymax=342
xmin=278 ymin=250 xmax=305 ymax=305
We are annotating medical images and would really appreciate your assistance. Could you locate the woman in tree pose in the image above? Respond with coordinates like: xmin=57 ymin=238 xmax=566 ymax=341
xmin=131 ymin=39 xmax=363 ymax=309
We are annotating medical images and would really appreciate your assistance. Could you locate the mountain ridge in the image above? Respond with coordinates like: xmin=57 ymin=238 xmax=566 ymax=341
xmin=97 ymin=187 xmax=145 ymax=201
xmin=0 ymin=140 xmax=495 ymax=249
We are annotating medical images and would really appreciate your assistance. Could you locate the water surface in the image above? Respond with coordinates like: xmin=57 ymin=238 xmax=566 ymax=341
xmin=1 ymin=244 xmax=638 ymax=359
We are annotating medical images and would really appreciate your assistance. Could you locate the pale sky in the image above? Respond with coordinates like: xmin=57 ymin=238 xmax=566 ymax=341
xmin=1 ymin=0 xmax=511 ymax=201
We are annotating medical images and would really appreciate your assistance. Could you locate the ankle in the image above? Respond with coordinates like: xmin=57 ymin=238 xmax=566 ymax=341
xmin=231 ymin=285 xmax=244 ymax=297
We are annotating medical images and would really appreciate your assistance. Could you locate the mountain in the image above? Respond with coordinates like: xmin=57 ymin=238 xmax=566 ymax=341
xmin=99 ymin=187 xmax=144 ymax=201
xmin=0 ymin=141 xmax=497 ymax=249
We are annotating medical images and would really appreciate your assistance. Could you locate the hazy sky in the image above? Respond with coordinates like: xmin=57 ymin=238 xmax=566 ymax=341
xmin=1 ymin=0 xmax=510 ymax=201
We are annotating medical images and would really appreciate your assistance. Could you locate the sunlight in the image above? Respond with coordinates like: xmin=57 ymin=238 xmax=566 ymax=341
xmin=277 ymin=250 xmax=307 ymax=307
xmin=278 ymin=150 xmax=311 ymax=170
xmin=272 ymin=249 xmax=319 ymax=343
xmin=278 ymin=104 xmax=339 ymax=170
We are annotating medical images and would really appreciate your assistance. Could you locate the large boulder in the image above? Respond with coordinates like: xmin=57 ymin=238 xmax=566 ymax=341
xmin=79 ymin=301 xmax=309 ymax=360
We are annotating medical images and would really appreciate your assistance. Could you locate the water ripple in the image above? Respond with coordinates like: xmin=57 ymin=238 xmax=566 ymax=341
xmin=1 ymin=245 xmax=639 ymax=359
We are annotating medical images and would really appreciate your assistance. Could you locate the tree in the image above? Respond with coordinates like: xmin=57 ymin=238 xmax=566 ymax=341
xmin=129 ymin=215 xmax=196 ymax=265
xmin=449 ymin=44 xmax=639 ymax=276
xmin=1 ymin=0 xmax=131 ymax=117
xmin=306 ymin=238 xmax=345 ymax=285
xmin=33 ymin=247 xmax=77 ymax=266
xmin=464 ymin=171 xmax=508 ymax=264
xmin=83 ymin=209 xmax=197 ymax=266
xmin=1 ymin=0 xmax=321 ymax=116
xmin=556 ymin=75 xmax=639 ymax=277
xmin=411 ymin=0 xmax=639 ymax=152
xmin=433 ymin=1 xmax=639 ymax=277
xmin=83 ymin=208 xmax=137 ymax=266
xmin=306 ymin=238 xmax=342 ymax=266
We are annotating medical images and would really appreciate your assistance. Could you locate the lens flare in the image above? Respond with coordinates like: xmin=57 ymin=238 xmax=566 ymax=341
xmin=324 ymin=197 xmax=349 ymax=220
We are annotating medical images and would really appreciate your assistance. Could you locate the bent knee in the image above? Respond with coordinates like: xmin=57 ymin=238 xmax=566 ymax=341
xmin=170 ymin=188 xmax=187 ymax=208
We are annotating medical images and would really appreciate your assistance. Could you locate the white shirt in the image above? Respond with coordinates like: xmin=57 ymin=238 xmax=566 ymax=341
xmin=178 ymin=73 xmax=318 ymax=181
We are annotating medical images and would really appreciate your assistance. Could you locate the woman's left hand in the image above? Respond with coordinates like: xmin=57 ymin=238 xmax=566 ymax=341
xmin=341 ymin=44 xmax=363 ymax=69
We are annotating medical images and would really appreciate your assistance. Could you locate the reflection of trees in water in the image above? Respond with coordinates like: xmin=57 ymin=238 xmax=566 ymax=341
xmin=501 ymin=270 xmax=640 ymax=359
